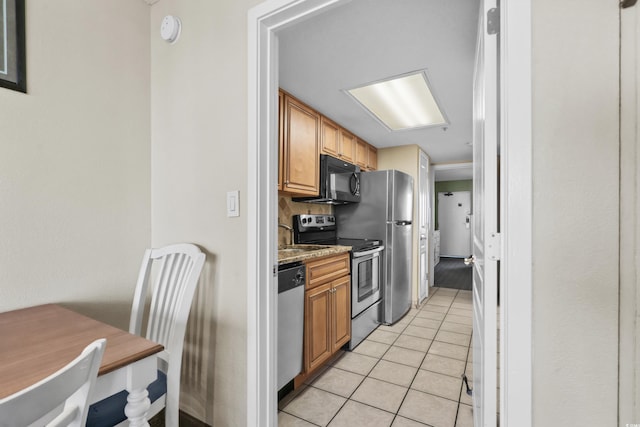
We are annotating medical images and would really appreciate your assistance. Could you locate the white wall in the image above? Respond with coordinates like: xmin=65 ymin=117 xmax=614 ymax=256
xmin=149 ymin=1 xmax=260 ymax=424
xmin=0 ymin=1 xmax=151 ymax=328
xmin=532 ymin=1 xmax=619 ymax=425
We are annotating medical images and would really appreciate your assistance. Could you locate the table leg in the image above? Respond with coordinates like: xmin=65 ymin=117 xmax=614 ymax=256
xmin=124 ymin=388 xmax=151 ymax=427
xmin=123 ymin=356 xmax=158 ymax=426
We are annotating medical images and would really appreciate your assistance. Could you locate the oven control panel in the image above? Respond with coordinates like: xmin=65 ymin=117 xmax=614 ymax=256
xmin=295 ymin=214 xmax=336 ymax=229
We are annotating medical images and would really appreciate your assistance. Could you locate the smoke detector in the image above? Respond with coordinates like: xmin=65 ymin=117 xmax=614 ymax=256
xmin=160 ymin=15 xmax=181 ymax=44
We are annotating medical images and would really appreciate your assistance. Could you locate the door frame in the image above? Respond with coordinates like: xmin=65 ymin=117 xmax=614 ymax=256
xmin=418 ymin=149 xmax=430 ymax=304
xmin=247 ymin=1 xmax=532 ymax=426
xmin=619 ymin=3 xmax=639 ymax=424
xmin=498 ymin=2 xmax=532 ymax=424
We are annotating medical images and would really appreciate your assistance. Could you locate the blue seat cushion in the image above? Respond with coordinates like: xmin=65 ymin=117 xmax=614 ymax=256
xmin=86 ymin=370 xmax=167 ymax=427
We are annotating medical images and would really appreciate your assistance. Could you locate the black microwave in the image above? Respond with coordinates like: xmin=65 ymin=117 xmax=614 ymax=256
xmin=293 ymin=155 xmax=361 ymax=204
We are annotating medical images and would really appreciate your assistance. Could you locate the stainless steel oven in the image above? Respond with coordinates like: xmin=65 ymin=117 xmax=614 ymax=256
xmin=337 ymin=237 xmax=384 ymax=350
xmin=351 ymin=246 xmax=383 ymax=316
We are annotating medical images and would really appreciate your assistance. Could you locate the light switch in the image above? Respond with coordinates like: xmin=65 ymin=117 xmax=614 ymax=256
xmin=227 ymin=191 xmax=240 ymax=217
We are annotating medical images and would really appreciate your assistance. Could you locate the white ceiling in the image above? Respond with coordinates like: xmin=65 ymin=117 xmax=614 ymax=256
xmin=434 ymin=162 xmax=473 ymax=182
xmin=278 ymin=0 xmax=480 ymax=165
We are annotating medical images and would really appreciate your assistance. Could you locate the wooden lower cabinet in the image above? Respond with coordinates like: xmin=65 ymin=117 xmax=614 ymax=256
xmin=331 ymin=275 xmax=351 ymax=350
xmin=301 ymin=254 xmax=351 ymax=376
xmin=304 ymin=281 xmax=332 ymax=372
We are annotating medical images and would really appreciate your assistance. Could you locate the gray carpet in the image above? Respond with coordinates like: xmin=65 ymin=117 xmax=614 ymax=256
xmin=434 ymin=257 xmax=472 ymax=290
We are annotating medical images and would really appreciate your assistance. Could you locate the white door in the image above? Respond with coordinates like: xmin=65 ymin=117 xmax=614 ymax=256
xmin=418 ymin=150 xmax=430 ymax=303
xmin=438 ymin=191 xmax=472 ymax=257
xmin=470 ymin=0 xmax=499 ymax=426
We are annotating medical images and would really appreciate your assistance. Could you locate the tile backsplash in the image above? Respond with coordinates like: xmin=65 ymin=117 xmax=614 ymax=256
xmin=278 ymin=195 xmax=332 ymax=247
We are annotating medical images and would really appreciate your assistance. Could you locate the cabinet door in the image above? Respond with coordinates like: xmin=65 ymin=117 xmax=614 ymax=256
xmin=320 ymin=116 xmax=340 ymax=158
xmin=331 ymin=275 xmax=351 ymax=351
xmin=278 ymin=91 xmax=284 ymax=191
xmin=355 ymin=138 xmax=368 ymax=169
xmin=283 ymin=95 xmax=320 ymax=195
xmin=367 ymin=145 xmax=377 ymax=170
xmin=339 ymin=129 xmax=356 ymax=163
xmin=304 ymin=282 xmax=332 ymax=372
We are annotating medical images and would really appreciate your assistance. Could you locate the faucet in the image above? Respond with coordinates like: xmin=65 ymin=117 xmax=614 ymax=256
xmin=278 ymin=223 xmax=294 ymax=246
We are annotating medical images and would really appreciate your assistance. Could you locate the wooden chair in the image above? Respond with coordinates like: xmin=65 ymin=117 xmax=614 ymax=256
xmin=0 ymin=339 xmax=106 ymax=427
xmin=87 ymin=243 xmax=206 ymax=427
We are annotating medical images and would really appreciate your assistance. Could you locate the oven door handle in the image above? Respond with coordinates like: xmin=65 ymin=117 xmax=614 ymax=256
xmin=352 ymin=246 xmax=385 ymax=258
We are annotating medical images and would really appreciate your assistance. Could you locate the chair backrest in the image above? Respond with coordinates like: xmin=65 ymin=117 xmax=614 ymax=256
xmin=0 ymin=338 xmax=106 ymax=427
xmin=129 ymin=243 xmax=205 ymax=426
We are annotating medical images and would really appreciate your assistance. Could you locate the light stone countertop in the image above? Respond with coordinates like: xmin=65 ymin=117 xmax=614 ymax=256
xmin=278 ymin=244 xmax=352 ymax=265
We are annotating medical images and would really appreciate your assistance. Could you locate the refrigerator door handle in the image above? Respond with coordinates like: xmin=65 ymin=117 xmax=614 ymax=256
xmin=394 ymin=221 xmax=412 ymax=226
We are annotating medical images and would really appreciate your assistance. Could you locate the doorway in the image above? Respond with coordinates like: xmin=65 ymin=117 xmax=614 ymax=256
xmin=438 ymin=191 xmax=472 ymax=257
xmin=247 ymin=1 xmax=533 ymax=426
xmin=435 ymin=190 xmax=473 ymax=291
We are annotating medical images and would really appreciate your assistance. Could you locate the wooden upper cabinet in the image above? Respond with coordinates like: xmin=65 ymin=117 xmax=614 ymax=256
xmin=320 ymin=116 xmax=340 ymax=158
xmin=282 ymin=94 xmax=320 ymax=195
xmin=367 ymin=145 xmax=378 ymax=170
xmin=339 ymin=129 xmax=356 ymax=163
xmin=278 ymin=91 xmax=284 ymax=191
xmin=355 ymin=138 xmax=378 ymax=171
xmin=279 ymin=89 xmax=377 ymax=192
xmin=355 ymin=138 xmax=368 ymax=169
xmin=320 ymin=117 xmax=356 ymax=164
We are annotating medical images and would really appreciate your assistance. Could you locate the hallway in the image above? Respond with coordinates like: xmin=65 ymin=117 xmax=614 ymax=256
xmin=434 ymin=258 xmax=472 ymax=291
xmin=278 ymin=288 xmax=477 ymax=427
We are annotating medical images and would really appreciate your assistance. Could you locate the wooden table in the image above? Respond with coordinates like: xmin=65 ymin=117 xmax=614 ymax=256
xmin=0 ymin=304 xmax=164 ymax=426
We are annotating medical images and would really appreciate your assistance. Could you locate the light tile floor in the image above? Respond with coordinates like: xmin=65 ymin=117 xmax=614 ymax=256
xmin=279 ymin=288 xmax=485 ymax=427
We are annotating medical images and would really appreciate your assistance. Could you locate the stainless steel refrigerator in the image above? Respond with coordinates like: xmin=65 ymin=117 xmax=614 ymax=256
xmin=336 ymin=170 xmax=413 ymax=325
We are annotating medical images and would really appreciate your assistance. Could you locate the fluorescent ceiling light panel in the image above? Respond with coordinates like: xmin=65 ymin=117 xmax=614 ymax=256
xmin=347 ymin=72 xmax=447 ymax=131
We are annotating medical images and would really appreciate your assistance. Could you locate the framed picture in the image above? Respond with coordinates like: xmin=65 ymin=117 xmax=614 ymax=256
xmin=0 ymin=0 xmax=26 ymax=93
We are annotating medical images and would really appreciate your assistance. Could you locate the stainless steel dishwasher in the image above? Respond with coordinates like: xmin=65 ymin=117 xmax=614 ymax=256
xmin=277 ymin=261 xmax=305 ymax=390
